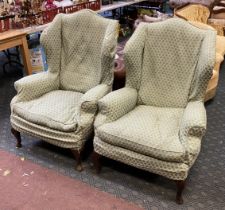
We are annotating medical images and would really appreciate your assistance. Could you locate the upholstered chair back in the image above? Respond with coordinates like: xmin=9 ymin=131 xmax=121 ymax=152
xmin=174 ymin=4 xmax=210 ymax=24
xmin=40 ymin=9 xmax=118 ymax=93
xmin=124 ymin=18 xmax=216 ymax=108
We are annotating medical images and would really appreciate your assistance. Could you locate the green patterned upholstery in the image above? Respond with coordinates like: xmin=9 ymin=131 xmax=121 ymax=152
xmin=10 ymin=10 xmax=118 ymax=150
xmin=13 ymin=90 xmax=83 ymax=132
xmin=96 ymin=106 xmax=186 ymax=162
xmin=94 ymin=18 xmax=216 ymax=180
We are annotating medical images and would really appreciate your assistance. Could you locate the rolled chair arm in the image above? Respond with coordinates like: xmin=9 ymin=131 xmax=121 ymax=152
xmin=180 ymin=101 xmax=206 ymax=138
xmin=77 ymin=84 xmax=111 ymax=127
xmin=11 ymin=72 xmax=58 ymax=106
xmin=94 ymin=87 xmax=138 ymax=128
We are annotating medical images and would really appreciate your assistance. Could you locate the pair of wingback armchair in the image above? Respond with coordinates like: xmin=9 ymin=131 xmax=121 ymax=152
xmin=10 ymin=10 xmax=216 ymax=204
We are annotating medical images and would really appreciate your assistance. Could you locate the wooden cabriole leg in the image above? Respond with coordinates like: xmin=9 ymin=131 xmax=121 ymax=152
xmin=175 ymin=180 xmax=186 ymax=204
xmin=71 ymin=149 xmax=83 ymax=172
xmin=11 ymin=127 xmax=22 ymax=148
xmin=92 ymin=151 xmax=102 ymax=174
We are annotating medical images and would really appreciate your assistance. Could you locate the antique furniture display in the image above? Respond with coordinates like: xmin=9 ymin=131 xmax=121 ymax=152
xmin=93 ymin=18 xmax=216 ymax=204
xmin=0 ymin=0 xmax=101 ymax=31
xmin=10 ymin=9 xmax=118 ymax=171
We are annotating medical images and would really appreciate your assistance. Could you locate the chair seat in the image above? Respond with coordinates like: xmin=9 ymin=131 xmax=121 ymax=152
xmin=96 ymin=105 xmax=187 ymax=163
xmin=13 ymin=90 xmax=83 ymax=132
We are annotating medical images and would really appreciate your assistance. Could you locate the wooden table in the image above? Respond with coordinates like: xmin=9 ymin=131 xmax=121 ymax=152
xmin=0 ymin=30 xmax=32 ymax=75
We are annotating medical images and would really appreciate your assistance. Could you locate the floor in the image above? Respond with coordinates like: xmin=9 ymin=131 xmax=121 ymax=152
xmin=0 ymin=51 xmax=225 ymax=210
xmin=0 ymin=150 xmax=141 ymax=210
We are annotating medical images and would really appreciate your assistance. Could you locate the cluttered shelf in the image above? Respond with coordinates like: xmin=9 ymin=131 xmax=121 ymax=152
xmin=0 ymin=0 xmax=146 ymax=34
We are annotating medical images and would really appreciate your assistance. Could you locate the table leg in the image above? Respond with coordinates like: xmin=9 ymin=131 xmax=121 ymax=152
xmin=20 ymin=36 xmax=32 ymax=75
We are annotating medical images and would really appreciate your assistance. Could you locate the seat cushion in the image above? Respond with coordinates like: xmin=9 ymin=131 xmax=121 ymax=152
xmin=13 ymin=90 xmax=83 ymax=132
xmin=96 ymin=105 xmax=186 ymax=162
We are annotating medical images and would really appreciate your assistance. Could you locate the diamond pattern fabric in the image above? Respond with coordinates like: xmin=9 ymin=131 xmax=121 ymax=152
xmin=94 ymin=137 xmax=190 ymax=180
xmin=13 ymin=90 xmax=83 ymax=132
xmin=96 ymin=105 xmax=186 ymax=162
xmin=94 ymin=18 xmax=216 ymax=181
xmin=136 ymin=20 xmax=204 ymax=107
xmin=60 ymin=12 xmax=116 ymax=92
xmin=10 ymin=9 xmax=118 ymax=149
xmin=40 ymin=10 xmax=118 ymax=93
xmin=94 ymin=87 xmax=138 ymax=127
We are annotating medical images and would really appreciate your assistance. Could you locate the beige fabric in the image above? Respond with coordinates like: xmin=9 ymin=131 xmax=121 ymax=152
xmin=138 ymin=20 xmax=204 ymax=107
xmin=208 ymin=22 xmax=224 ymax=36
xmin=216 ymin=35 xmax=225 ymax=56
xmin=11 ymin=10 xmax=118 ymax=149
xmin=94 ymin=137 xmax=198 ymax=180
xmin=13 ymin=91 xmax=83 ymax=132
xmin=11 ymin=115 xmax=86 ymax=149
xmin=174 ymin=4 xmax=225 ymax=36
xmin=174 ymin=4 xmax=210 ymax=23
xmin=96 ymin=105 xmax=186 ymax=162
xmin=205 ymin=70 xmax=219 ymax=101
xmin=40 ymin=10 xmax=118 ymax=93
xmin=208 ymin=18 xmax=225 ymax=36
xmin=94 ymin=87 xmax=138 ymax=128
xmin=59 ymin=12 xmax=117 ymax=92
xmin=215 ymin=53 xmax=224 ymax=72
xmin=11 ymin=72 xmax=58 ymax=105
xmin=94 ymin=18 xmax=216 ymax=181
xmin=188 ymin=20 xmax=225 ymax=100
xmin=188 ymin=19 xmax=224 ymax=37
xmin=208 ymin=18 xmax=225 ymax=27
xmin=125 ymin=18 xmax=215 ymax=106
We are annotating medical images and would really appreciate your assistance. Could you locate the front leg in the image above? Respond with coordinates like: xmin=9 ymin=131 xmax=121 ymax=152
xmin=175 ymin=180 xmax=186 ymax=204
xmin=92 ymin=151 xmax=102 ymax=174
xmin=71 ymin=149 xmax=83 ymax=172
xmin=11 ymin=128 xmax=22 ymax=148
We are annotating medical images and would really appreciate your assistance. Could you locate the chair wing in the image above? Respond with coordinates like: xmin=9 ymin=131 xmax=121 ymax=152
xmin=40 ymin=14 xmax=62 ymax=74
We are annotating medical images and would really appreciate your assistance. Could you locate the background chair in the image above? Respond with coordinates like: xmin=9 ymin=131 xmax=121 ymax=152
xmin=187 ymin=21 xmax=225 ymax=101
xmin=93 ymin=18 xmax=216 ymax=204
xmin=174 ymin=4 xmax=225 ymax=101
xmin=10 ymin=9 xmax=118 ymax=171
xmin=174 ymin=3 xmax=224 ymax=35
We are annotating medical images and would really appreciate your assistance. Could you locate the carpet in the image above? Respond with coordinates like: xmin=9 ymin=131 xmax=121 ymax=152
xmin=0 ymin=149 xmax=142 ymax=210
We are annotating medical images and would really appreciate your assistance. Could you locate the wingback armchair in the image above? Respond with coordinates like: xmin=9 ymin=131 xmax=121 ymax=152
xmin=10 ymin=9 xmax=118 ymax=171
xmin=93 ymin=18 xmax=216 ymax=204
